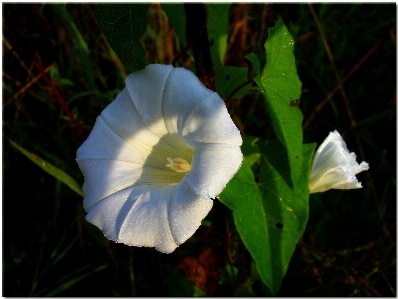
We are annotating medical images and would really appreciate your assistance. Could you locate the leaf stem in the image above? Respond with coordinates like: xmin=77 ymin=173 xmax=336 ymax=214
xmin=225 ymin=79 xmax=254 ymax=108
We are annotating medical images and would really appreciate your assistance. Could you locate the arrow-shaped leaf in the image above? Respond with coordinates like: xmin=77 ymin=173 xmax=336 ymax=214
xmin=253 ymin=19 xmax=304 ymax=186
xmin=219 ymin=141 xmax=315 ymax=294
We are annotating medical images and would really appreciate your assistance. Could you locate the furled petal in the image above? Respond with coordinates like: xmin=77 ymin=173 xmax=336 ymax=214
xmin=309 ymin=130 xmax=369 ymax=193
xmin=76 ymin=64 xmax=243 ymax=253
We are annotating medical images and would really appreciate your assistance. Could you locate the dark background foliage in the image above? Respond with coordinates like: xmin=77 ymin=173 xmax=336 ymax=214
xmin=3 ymin=3 xmax=396 ymax=296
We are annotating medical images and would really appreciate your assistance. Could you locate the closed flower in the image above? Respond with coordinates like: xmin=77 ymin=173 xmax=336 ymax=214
xmin=76 ymin=64 xmax=243 ymax=253
xmin=309 ymin=130 xmax=369 ymax=193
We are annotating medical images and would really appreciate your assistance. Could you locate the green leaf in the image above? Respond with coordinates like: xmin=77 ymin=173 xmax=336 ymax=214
xmin=59 ymin=78 xmax=75 ymax=87
xmin=245 ymin=53 xmax=261 ymax=75
xmin=253 ymin=19 xmax=304 ymax=185
xmin=7 ymin=139 xmax=84 ymax=197
xmin=95 ymin=4 xmax=149 ymax=72
xmin=219 ymin=141 xmax=316 ymax=295
xmin=161 ymin=4 xmax=186 ymax=45
xmin=206 ymin=4 xmax=230 ymax=65
xmin=241 ymin=136 xmax=261 ymax=166
xmin=214 ymin=66 xmax=252 ymax=99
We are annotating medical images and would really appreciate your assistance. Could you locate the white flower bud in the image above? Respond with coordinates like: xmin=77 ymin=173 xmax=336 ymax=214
xmin=309 ymin=130 xmax=369 ymax=193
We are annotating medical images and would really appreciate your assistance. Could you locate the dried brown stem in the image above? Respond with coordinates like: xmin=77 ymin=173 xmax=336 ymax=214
xmin=303 ymin=38 xmax=384 ymax=130
xmin=3 ymin=63 xmax=56 ymax=108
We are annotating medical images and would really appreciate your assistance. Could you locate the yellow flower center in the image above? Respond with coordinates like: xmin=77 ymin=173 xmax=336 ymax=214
xmin=166 ymin=157 xmax=191 ymax=173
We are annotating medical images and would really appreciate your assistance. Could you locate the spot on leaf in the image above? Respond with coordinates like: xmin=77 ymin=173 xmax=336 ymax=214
xmin=289 ymin=99 xmax=300 ymax=107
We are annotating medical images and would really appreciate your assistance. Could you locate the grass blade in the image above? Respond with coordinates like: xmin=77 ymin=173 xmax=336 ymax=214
xmin=7 ymin=138 xmax=83 ymax=197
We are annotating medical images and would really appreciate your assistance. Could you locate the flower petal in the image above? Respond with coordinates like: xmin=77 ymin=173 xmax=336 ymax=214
xmin=78 ymin=159 xmax=143 ymax=211
xmin=182 ymin=93 xmax=243 ymax=146
xmin=185 ymin=144 xmax=243 ymax=199
xmin=169 ymin=182 xmax=213 ymax=245
xmin=162 ymin=67 xmax=214 ymax=138
xmin=86 ymin=185 xmax=178 ymax=253
xmin=125 ymin=64 xmax=173 ymax=138
xmin=100 ymin=87 xmax=162 ymax=151
xmin=76 ymin=115 xmax=139 ymax=163
xmin=162 ymin=67 xmax=242 ymax=147
xmin=309 ymin=165 xmax=362 ymax=193
xmin=77 ymin=89 xmax=193 ymax=168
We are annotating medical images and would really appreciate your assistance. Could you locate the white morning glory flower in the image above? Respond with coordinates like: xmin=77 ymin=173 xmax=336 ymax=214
xmin=309 ymin=130 xmax=369 ymax=193
xmin=76 ymin=64 xmax=243 ymax=253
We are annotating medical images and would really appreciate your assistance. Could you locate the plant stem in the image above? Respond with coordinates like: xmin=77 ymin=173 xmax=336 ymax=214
xmin=184 ymin=3 xmax=216 ymax=91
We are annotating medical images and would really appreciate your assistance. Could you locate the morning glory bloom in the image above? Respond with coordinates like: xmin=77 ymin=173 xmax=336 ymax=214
xmin=309 ymin=130 xmax=369 ymax=193
xmin=76 ymin=64 xmax=242 ymax=253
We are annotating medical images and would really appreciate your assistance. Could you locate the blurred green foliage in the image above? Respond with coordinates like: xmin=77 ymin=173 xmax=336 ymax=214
xmin=3 ymin=3 xmax=395 ymax=296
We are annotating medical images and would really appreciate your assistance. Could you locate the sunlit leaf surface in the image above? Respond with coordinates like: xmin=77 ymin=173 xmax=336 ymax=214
xmin=219 ymin=142 xmax=315 ymax=294
xmin=253 ymin=19 xmax=304 ymax=185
